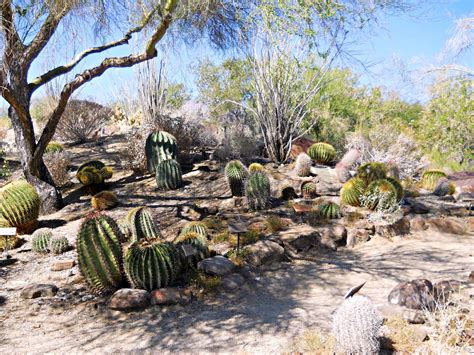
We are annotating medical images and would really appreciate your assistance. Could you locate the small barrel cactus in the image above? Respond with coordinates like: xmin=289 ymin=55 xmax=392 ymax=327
xmin=363 ymin=179 xmax=398 ymax=211
xmin=225 ymin=160 xmax=249 ymax=197
xmin=180 ymin=221 xmax=208 ymax=237
xmin=319 ymin=201 xmax=341 ymax=219
xmin=356 ymin=162 xmax=387 ymax=185
xmin=0 ymin=217 xmax=20 ymax=252
xmin=421 ymin=169 xmax=447 ymax=191
xmin=145 ymin=131 xmax=178 ymax=174
xmin=340 ymin=177 xmax=365 ymax=207
xmin=32 ymin=229 xmax=52 ymax=253
xmin=45 ymin=141 xmax=64 ymax=154
xmin=91 ymin=191 xmax=119 ymax=211
xmin=386 ymin=177 xmax=404 ymax=201
xmin=332 ymin=295 xmax=383 ymax=354
xmin=0 ymin=180 xmax=40 ymax=233
xmin=301 ymin=181 xmax=318 ymax=199
xmin=50 ymin=236 xmax=69 ymax=254
xmin=248 ymin=163 xmax=264 ymax=173
xmin=294 ymin=153 xmax=312 ymax=177
xmin=307 ymin=143 xmax=336 ymax=165
xmin=99 ymin=166 xmax=113 ymax=180
xmin=174 ymin=231 xmax=210 ymax=268
xmin=156 ymin=159 xmax=183 ymax=190
xmin=124 ymin=239 xmax=181 ymax=291
xmin=126 ymin=206 xmax=161 ymax=242
xmin=77 ymin=214 xmax=124 ymax=294
xmin=77 ymin=160 xmax=105 ymax=172
xmin=245 ymin=171 xmax=271 ymax=210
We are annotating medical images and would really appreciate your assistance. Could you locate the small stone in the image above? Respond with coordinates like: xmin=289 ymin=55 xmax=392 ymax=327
xmin=469 ymin=271 xmax=474 ymax=283
xmin=426 ymin=217 xmax=465 ymax=235
xmin=244 ymin=240 xmax=286 ymax=266
xmin=81 ymin=295 xmax=95 ymax=302
xmin=221 ymin=273 xmax=245 ymax=291
xmin=67 ymin=274 xmax=84 ymax=285
xmin=21 ymin=284 xmax=58 ymax=299
xmin=50 ymin=260 xmax=75 ymax=271
xmin=316 ymin=225 xmax=347 ymax=246
xmin=197 ymin=256 xmax=236 ymax=276
xmin=109 ymin=289 xmax=151 ymax=310
xmin=151 ymin=288 xmax=190 ymax=305
xmin=210 ymin=242 xmax=233 ymax=256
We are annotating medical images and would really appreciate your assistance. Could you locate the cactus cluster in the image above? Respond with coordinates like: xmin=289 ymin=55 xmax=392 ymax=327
xmin=319 ymin=201 xmax=342 ymax=219
xmin=0 ymin=180 xmax=40 ymax=233
xmin=340 ymin=177 xmax=365 ymax=207
xmin=155 ymin=159 xmax=182 ymax=190
xmin=50 ymin=236 xmax=70 ymax=254
xmin=180 ymin=221 xmax=208 ymax=238
xmin=356 ymin=162 xmax=387 ymax=185
xmin=421 ymin=169 xmax=447 ymax=190
xmin=245 ymin=171 xmax=271 ymax=210
xmin=91 ymin=191 xmax=119 ymax=211
xmin=31 ymin=229 xmax=53 ymax=253
xmin=248 ymin=163 xmax=264 ymax=173
xmin=307 ymin=142 xmax=336 ymax=165
xmin=225 ymin=160 xmax=249 ymax=197
xmin=301 ymin=181 xmax=318 ymax=199
xmin=126 ymin=207 xmax=161 ymax=242
xmin=363 ymin=179 xmax=398 ymax=211
xmin=76 ymin=160 xmax=113 ymax=186
xmin=145 ymin=131 xmax=178 ymax=174
xmin=174 ymin=231 xmax=210 ymax=268
xmin=294 ymin=153 xmax=312 ymax=177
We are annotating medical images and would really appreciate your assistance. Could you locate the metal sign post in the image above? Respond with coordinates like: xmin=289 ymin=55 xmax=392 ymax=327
xmin=228 ymin=215 xmax=248 ymax=253
xmin=0 ymin=227 xmax=17 ymax=259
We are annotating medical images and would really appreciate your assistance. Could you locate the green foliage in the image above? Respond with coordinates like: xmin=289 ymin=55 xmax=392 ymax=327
xmin=340 ymin=177 xmax=366 ymax=207
xmin=124 ymin=239 xmax=181 ymax=291
xmin=248 ymin=163 xmax=264 ymax=173
xmin=225 ymin=160 xmax=249 ymax=197
xmin=307 ymin=143 xmax=336 ymax=165
xmin=50 ymin=236 xmax=69 ymax=254
xmin=0 ymin=148 xmax=11 ymax=178
xmin=363 ymin=179 xmax=398 ymax=211
xmin=180 ymin=221 xmax=208 ymax=238
xmin=294 ymin=152 xmax=312 ymax=177
xmin=45 ymin=141 xmax=64 ymax=154
xmin=174 ymin=231 xmax=210 ymax=268
xmin=319 ymin=201 xmax=341 ymax=219
xmin=145 ymin=131 xmax=178 ymax=174
xmin=0 ymin=180 xmax=40 ymax=233
xmin=356 ymin=162 xmax=387 ymax=185
xmin=155 ymin=159 xmax=182 ymax=190
xmin=245 ymin=171 xmax=271 ymax=210
xmin=126 ymin=207 xmax=161 ymax=242
xmin=386 ymin=177 xmax=404 ymax=201
xmin=302 ymin=182 xmax=318 ymax=199
xmin=31 ymin=229 xmax=52 ymax=253
xmin=421 ymin=169 xmax=448 ymax=191
xmin=77 ymin=214 xmax=124 ymax=294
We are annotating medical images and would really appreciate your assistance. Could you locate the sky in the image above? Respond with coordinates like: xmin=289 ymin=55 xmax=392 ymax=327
xmin=1 ymin=0 xmax=473 ymax=111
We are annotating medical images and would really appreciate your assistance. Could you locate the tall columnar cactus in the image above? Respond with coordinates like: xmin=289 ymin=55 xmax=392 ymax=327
xmin=145 ymin=131 xmax=178 ymax=174
xmin=77 ymin=214 xmax=124 ymax=294
xmin=180 ymin=221 xmax=208 ymax=238
xmin=332 ymin=295 xmax=383 ymax=354
xmin=307 ymin=142 xmax=336 ymax=165
xmin=340 ymin=177 xmax=366 ymax=207
xmin=245 ymin=171 xmax=271 ymax=210
xmin=156 ymin=159 xmax=183 ymax=190
xmin=225 ymin=160 xmax=249 ymax=197
xmin=50 ymin=236 xmax=70 ymax=254
xmin=31 ymin=229 xmax=52 ymax=253
xmin=124 ymin=239 xmax=181 ymax=291
xmin=0 ymin=180 xmax=40 ymax=233
xmin=248 ymin=163 xmax=264 ymax=173
xmin=421 ymin=169 xmax=448 ymax=191
xmin=294 ymin=152 xmax=312 ymax=177
xmin=301 ymin=181 xmax=318 ymax=199
xmin=319 ymin=201 xmax=342 ymax=219
xmin=174 ymin=231 xmax=210 ymax=268
xmin=363 ymin=179 xmax=398 ymax=211
xmin=356 ymin=162 xmax=387 ymax=185
xmin=386 ymin=177 xmax=404 ymax=201
xmin=0 ymin=217 xmax=20 ymax=252
xmin=126 ymin=207 xmax=161 ymax=242
xmin=91 ymin=191 xmax=119 ymax=211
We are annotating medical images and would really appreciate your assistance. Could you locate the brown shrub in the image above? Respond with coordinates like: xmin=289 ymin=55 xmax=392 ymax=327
xmin=44 ymin=152 xmax=71 ymax=187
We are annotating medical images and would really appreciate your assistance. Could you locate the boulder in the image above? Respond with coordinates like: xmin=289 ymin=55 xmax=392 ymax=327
xmin=426 ymin=217 xmax=465 ymax=235
xmin=346 ymin=229 xmax=370 ymax=247
xmin=109 ymin=289 xmax=151 ymax=310
xmin=375 ymin=217 xmax=410 ymax=238
xmin=290 ymin=137 xmax=315 ymax=159
xmin=151 ymin=288 xmax=190 ymax=305
xmin=21 ymin=284 xmax=58 ymax=299
xmin=221 ymin=273 xmax=246 ymax=291
xmin=388 ymin=279 xmax=435 ymax=310
xmin=210 ymin=242 xmax=233 ymax=256
xmin=449 ymin=172 xmax=474 ymax=194
xmin=275 ymin=225 xmax=338 ymax=253
xmin=310 ymin=167 xmax=342 ymax=196
xmin=409 ymin=217 xmax=428 ymax=232
xmin=315 ymin=225 xmax=347 ymax=246
xmin=198 ymin=256 xmax=236 ymax=276
xmin=433 ymin=280 xmax=462 ymax=302
xmin=244 ymin=240 xmax=286 ymax=266
xmin=50 ymin=260 xmax=75 ymax=271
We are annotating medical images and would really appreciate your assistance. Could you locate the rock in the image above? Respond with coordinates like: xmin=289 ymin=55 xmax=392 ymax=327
xmin=244 ymin=240 xmax=286 ymax=266
xmin=406 ymin=199 xmax=430 ymax=214
xmin=388 ymin=279 xmax=435 ymax=310
xmin=290 ymin=137 xmax=315 ymax=159
xmin=108 ymin=289 xmax=151 ymax=310
xmin=353 ymin=220 xmax=376 ymax=234
xmin=50 ymin=260 xmax=75 ymax=271
xmin=449 ymin=172 xmax=474 ymax=194
xmin=198 ymin=256 xmax=236 ymax=276
xmin=21 ymin=284 xmax=58 ymax=299
xmin=346 ymin=233 xmax=356 ymax=248
xmin=210 ymin=242 xmax=233 ymax=256
xmin=426 ymin=217 xmax=465 ymax=235
xmin=375 ymin=217 xmax=410 ymax=238
xmin=433 ymin=178 xmax=451 ymax=196
xmin=182 ymin=170 xmax=204 ymax=179
xmin=151 ymin=288 xmax=190 ymax=305
xmin=316 ymin=225 xmax=347 ymax=246
xmin=346 ymin=229 xmax=370 ymax=247
xmin=402 ymin=309 xmax=427 ymax=324
xmin=469 ymin=271 xmax=474 ymax=283
xmin=221 ymin=273 xmax=246 ymax=291
xmin=275 ymin=225 xmax=338 ymax=253
xmin=410 ymin=217 xmax=428 ymax=232
xmin=433 ymin=280 xmax=462 ymax=302
xmin=310 ymin=167 xmax=342 ymax=196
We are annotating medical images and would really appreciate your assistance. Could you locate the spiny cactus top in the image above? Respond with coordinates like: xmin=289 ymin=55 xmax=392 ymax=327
xmin=421 ymin=169 xmax=447 ymax=191
xmin=319 ymin=201 xmax=341 ymax=219
xmin=155 ymin=159 xmax=182 ymax=190
xmin=145 ymin=131 xmax=178 ymax=174
xmin=356 ymin=162 xmax=387 ymax=185
xmin=225 ymin=160 xmax=249 ymax=197
xmin=340 ymin=177 xmax=366 ymax=207
xmin=91 ymin=191 xmax=119 ymax=211
xmin=245 ymin=171 xmax=271 ymax=210
xmin=0 ymin=180 xmax=40 ymax=233
xmin=31 ymin=228 xmax=53 ymax=253
xmin=248 ymin=163 xmax=265 ymax=173
xmin=180 ymin=221 xmax=208 ymax=237
xmin=363 ymin=179 xmax=398 ymax=211
xmin=307 ymin=142 xmax=336 ymax=165
xmin=294 ymin=152 xmax=312 ymax=177
xmin=301 ymin=181 xmax=318 ymax=199
xmin=50 ymin=236 xmax=70 ymax=254
xmin=126 ymin=206 xmax=161 ymax=242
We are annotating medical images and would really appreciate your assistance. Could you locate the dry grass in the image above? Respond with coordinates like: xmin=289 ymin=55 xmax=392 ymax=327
xmin=382 ymin=317 xmax=428 ymax=353
xmin=189 ymin=270 xmax=222 ymax=299
xmin=265 ymin=215 xmax=287 ymax=233
xmin=288 ymin=328 xmax=335 ymax=353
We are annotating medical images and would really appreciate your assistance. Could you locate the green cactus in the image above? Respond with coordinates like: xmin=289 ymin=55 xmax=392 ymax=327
xmin=77 ymin=160 xmax=105 ymax=172
xmin=76 ymin=161 xmax=113 ymax=186
xmin=77 ymin=214 xmax=124 ymax=294
xmin=174 ymin=231 xmax=210 ymax=268
xmin=225 ymin=160 xmax=249 ymax=197
xmin=0 ymin=217 xmax=20 ymax=252
xmin=245 ymin=171 xmax=271 ymax=210
xmin=301 ymin=181 xmax=318 ymax=199
xmin=0 ymin=180 xmax=40 ymax=233
xmin=99 ymin=166 xmax=113 ymax=180
xmin=386 ymin=177 xmax=404 ymax=201
xmin=180 ymin=221 xmax=208 ymax=238
xmin=363 ymin=179 xmax=398 ymax=211
xmin=421 ymin=169 xmax=448 ymax=190
xmin=356 ymin=162 xmax=387 ymax=185
xmin=294 ymin=152 xmax=312 ymax=177
xmin=124 ymin=239 xmax=181 ymax=291
xmin=145 ymin=131 xmax=178 ymax=174
xmin=50 ymin=236 xmax=69 ymax=254
xmin=125 ymin=207 xmax=161 ymax=242
xmin=156 ymin=159 xmax=183 ymax=190
xmin=45 ymin=141 xmax=64 ymax=154
xmin=248 ymin=163 xmax=264 ymax=173
xmin=307 ymin=143 xmax=336 ymax=165
xmin=340 ymin=177 xmax=366 ymax=207
xmin=319 ymin=201 xmax=342 ymax=219
xmin=31 ymin=229 xmax=52 ymax=253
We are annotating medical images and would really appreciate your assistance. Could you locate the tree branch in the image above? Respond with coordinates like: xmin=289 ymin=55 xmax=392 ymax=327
xmin=1 ymin=0 xmax=24 ymax=59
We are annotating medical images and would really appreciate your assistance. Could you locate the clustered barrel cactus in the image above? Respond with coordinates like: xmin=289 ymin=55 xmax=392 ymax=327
xmin=363 ymin=179 xmax=398 ymax=211
xmin=145 ymin=131 xmax=178 ymax=174
xmin=421 ymin=169 xmax=447 ymax=190
xmin=31 ymin=229 xmax=53 ymax=253
xmin=319 ymin=201 xmax=342 ymax=219
xmin=294 ymin=152 xmax=312 ymax=177
xmin=340 ymin=177 xmax=365 ymax=207
xmin=76 ymin=160 xmax=113 ymax=186
xmin=245 ymin=171 xmax=271 ymax=210
xmin=126 ymin=207 xmax=161 ymax=242
xmin=307 ymin=142 xmax=336 ymax=165
xmin=356 ymin=162 xmax=387 ymax=185
xmin=248 ymin=163 xmax=264 ymax=173
xmin=155 ymin=159 xmax=183 ymax=190
xmin=225 ymin=160 xmax=249 ymax=197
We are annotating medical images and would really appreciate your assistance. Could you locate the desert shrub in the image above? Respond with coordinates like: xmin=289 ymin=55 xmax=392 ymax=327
xmin=266 ymin=216 xmax=286 ymax=233
xmin=189 ymin=270 xmax=221 ymax=298
xmin=43 ymin=152 xmax=71 ymax=187
xmin=0 ymin=148 xmax=11 ymax=178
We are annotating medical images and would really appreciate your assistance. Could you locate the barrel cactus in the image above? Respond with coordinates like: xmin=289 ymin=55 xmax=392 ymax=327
xmin=363 ymin=179 xmax=398 ymax=211
xmin=174 ymin=231 xmax=210 ymax=268
xmin=421 ymin=169 xmax=447 ymax=190
xmin=45 ymin=141 xmax=64 ymax=154
xmin=248 ymin=163 xmax=264 ymax=173
xmin=294 ymin=152 xmax=312 ymax=177
xmin=77 ymin=214 xmax=124 ymax=294
xmin=340 ymin=177 xmax=366 ymax=207
xmin=386 ymin=177 xmax=404 ymax=201
xmin=356 ymin=162 xmax=387 ymax=185
xmin=50 ymin=236 xmax=70 ymax=254
xmin=126 ymin=206 xmax=161 ymax=242
xmin=32 ymin=229 xmax=52 ymax=253
xmin=156 ymin=159 xmax=182 ymax=190
xmin=225 ymin=160 xmax=249 ymax=197
xmin=301 ymin=181 xmax=318 ymax=199
xmin=124 ymin=239 xmax=181 ymax=291
xmin=0 ymin=217 xmax=20 ymax=252
xmin=76 ymin=160 xmax=113 ymax=186
xmin=180 ymin=221 xmax=208 ymax=238
xmin=319 ymin=201 xmax=342 ymax=219
xmin=0 ymin=180 xmax=40 ymax=233
xmin=307 ymin=143 xmax=336 ymax=165
xmin=145 ymin=131 xmax=178 ymax=174
xmin=99 ymin=166 xmax=113 ymax=180
xmin=245 ymin=171 xmax=271 ymax=210
xmin=91 ymin=191 xmax=119 ymax=211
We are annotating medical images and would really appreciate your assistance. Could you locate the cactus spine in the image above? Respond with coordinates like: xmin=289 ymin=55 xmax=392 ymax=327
xmin=174 ymin=232 xmax=210 ymax=268
xmin=225 ymin=160 xmax=249 ymax=197
xmin=421 ymin=169 xmax=447 ymax=190
xmin=307 ymin=143 xmax=336 ymax=165
xmin=91 ymin=191 xmax=119 ymax=211
xmin=31 ymin=229 xmax=52 ymax=253
xmin=356 ymin=162 xmax=387 ymax=185
xmin=245 ymin=171 xmax=271 ymax=210
xmin=125 ymin=207 xmax=161 ymax=242
xmin=319 ymin=201 xmax=342 ymax=219
xmin=294 ymin=153 xmax=312 ymax=177
xmin=77 ymin=214 xmax=124 ymax=294
xmin=363 ymin=179 xmax=398 ymax=211
xmin=248 ymin=163 xmax=264 ymax=173
xmin=301 ymin=181 xmax=318 ymax=199
xmin=155 ymin=159 xmax=182 ymax=190
xmin=340 ymin=177 xmax=365 ymax=207
xmin=0 ymin=180 xmax=40 ymax=233
xmin=180 ymin=221 xmax=208 ymax=238
xmin=145 ymin=131 xmax=178 ymax=174
xmin=50 ymin=236 xmax=70 ymax=254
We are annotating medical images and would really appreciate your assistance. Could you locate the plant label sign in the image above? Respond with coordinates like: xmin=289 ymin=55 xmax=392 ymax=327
xmin=228 ymin=221 xmax=247 ymax=234
xmin=181 ymin=244 xmax=196 ymax=257
xmin=0 ymin=228 xmax=17 ymax=236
